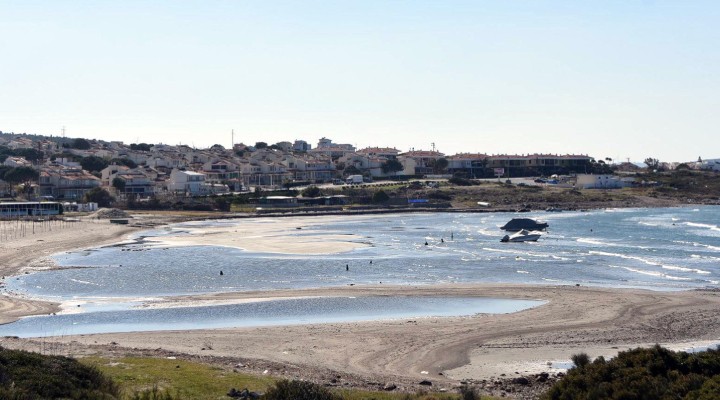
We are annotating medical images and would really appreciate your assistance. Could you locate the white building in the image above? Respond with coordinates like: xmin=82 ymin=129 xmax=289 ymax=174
xmin=698 ymin=158 xmax=720 ymax=171
xmin=167 ymin=169 xmax=207 ymax=195
xmin=576 ymin=174 xmax=634 ymax=189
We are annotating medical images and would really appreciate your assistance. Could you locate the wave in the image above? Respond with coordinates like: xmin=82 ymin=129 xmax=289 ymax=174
xmin=661 ymin=265 xmax=711 ymax=275
xmin=577 ymin=238 xmax=608 ymax=246
xmin=611 ymin=265 xmax=693 ymax=281
xmin=686 ymin=222 xmax=720 ymax=232
xmin=674 ymin=240 xmax=720 ymax=252
xmin=691 ymin=254 xmax=720 ymax=261
xmin=594 ymin=251 xmax=711 ymax=275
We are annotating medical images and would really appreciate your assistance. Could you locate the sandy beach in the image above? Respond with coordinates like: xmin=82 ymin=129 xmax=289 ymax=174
xmin=2 ymin=212 xmax=720 ymax=398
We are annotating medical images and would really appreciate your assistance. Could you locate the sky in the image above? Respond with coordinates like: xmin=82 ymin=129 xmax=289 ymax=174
xmin=1 ymin=1 xmax=719 ymax=162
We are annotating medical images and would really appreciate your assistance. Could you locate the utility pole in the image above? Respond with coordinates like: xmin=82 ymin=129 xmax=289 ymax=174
xmin=431 ymin=142 xmax=436 ymax=152
xmin=231 ymin=129 xmax=234 ymax=149
xmin=61 ymin=126 xmax=65 ymax=138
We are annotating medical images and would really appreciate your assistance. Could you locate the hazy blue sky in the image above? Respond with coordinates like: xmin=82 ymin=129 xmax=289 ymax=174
xmin=2 ymin=1 xmax=718 ymax=162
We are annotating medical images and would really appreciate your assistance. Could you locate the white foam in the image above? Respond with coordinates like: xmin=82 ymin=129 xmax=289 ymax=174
xmin=593 ymin=251 xmax=709 ymax=275
xmin=577 ymin=238 xmax=608 ymax=246
xmin=661 ymin=265 xmax=711 ymax=275
xmin=617 ymin=266 xmax=692 ymax=281
xmin=686 ymin=222 xmax=720 ymax=232
xmin=69 ymin=279 xmax=99 ymax=286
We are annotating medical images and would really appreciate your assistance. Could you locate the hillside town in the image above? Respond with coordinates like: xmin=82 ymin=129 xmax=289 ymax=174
xmin=0 ymin=131 xmax=716 ymax=203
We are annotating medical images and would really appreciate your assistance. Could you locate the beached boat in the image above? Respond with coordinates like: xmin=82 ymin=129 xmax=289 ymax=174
xmin=500 ymin=218 xmax=549 ymax=232
xmin=500 ymin=229 xmax=543 ymax=243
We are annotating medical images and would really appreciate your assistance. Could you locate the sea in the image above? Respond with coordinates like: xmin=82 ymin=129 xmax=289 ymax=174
xmin=1 ymin=206 xmax=719 ymax=337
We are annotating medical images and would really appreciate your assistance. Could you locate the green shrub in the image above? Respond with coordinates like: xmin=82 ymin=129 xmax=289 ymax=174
xmin=0 ymin=346 xmax=119 ymax=399
xmin=543 ymin=345 xmax=720 ymax=400
xmin=129 ymin=386 xmax=182 ymax=400
xmin=261 ymin=379 xmax=341 ymax=400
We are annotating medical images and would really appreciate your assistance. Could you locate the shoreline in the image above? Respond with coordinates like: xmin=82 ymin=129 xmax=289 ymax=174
xmin=2 ymin=208 xmax=720 ymax=398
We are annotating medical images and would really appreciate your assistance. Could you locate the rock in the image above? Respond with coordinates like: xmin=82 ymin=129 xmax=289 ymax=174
xmin=383 ymin=383 xmax=397 ymax=391
xmin=419 ymin=380 xmax=433 ymax=386
xmin=536 ymin=372 xmax=549 ymax=382
xmin=511 ymin=377 xmax=530 ymax=385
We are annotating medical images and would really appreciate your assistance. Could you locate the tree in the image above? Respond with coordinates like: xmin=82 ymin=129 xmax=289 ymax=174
xmin=302 ymin=185 xmax=322 ymax=198
xmin=254 ymin=142 xmax=268 ymax=149
xmin=14 ymin=148 xmax=44 ymax=162
xmin=343 ymin=165 xmax=362 ymax=176
xmin=372 ymin=190 xmax=390 ymax=203
xmin=433 ymin=157 xmax=449 ymax=174
xmin=80 ymin=156 xmax=109 ymax=173
xmin=129 ymin=143 xmax=152 ymax=151
xmin=112 ymin=177 xmax=126 ymax=192
xmin=644 ymin=157 xmax=661 ymax=170
xmin=2 ymin=166 xmax=39 ymax=186
xmin=381 ymin=159 xmax=404 ymax=175
xmin=84 ymin=187 xmax=114 ymax=207
xmin=72 ymin=138 xmax=91 ymax=150
xmin=110 ymin=157 xmax=137 ymax=168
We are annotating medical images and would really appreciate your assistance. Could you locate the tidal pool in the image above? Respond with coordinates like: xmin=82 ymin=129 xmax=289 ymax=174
xmin=0 ymin=296 xmax=544 ymax=338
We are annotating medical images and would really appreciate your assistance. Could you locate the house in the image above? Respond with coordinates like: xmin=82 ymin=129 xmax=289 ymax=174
xmin=293 ymin=140 xmax=311 ymax=152
xmin=3 ymin=156 xmax=34 ymax=168
xmin=167 ymin=169 xmax=207 ymax=195
xmin=202 ymin=159 xmax=243 ymax=191
xmin=101 ymin=165 xmax=155 ymax=197
xmin=447 ymin=153 xmax=490 ymax=178
xmin=309 ymin=137 xmax=356 ymax=159
xmin=356 ymin=147 xmax=400 ymax=159
xmin=38 ymin=165 xmax=101 ymax=200
xmin=399 ymin=150 xmax=445 ymax=175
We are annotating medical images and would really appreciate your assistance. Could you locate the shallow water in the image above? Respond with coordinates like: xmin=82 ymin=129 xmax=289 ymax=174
xmin=0 ymin=296 xmax=544 ymax=338
xmin=2 ymin=206 xmax=719 ymax=336
xmin=8 ymin=207 xmax=720 ymax=302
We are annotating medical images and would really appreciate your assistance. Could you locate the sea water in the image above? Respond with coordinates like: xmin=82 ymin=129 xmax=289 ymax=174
xmin=2 ymin=206 xmax=719 ymax=336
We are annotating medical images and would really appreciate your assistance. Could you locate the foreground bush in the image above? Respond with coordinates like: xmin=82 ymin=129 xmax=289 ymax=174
xmin=262 ymin=379 xmax=341 ymax=400
xmin=543 ymin=345 xmax=720 ymax=400
xmin=0 ymin=346 xmax=120 ymax=399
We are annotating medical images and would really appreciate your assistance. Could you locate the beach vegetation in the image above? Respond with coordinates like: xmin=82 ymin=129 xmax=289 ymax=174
xmin=543 ymin=345 xmax=720 ymax=400
xmin=0 ymin=346 xmax=120 ymax=399
xmin=84 ymin=356 xmax=273 ymax=400
xmin=263 ymin=379 xmax=341 ymax=400
xmin=570 ymin=352 xmax=590 ymax=368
